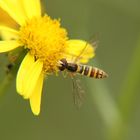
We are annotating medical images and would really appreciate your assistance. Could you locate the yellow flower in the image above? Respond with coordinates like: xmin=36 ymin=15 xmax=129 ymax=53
xmin=0 ymin=0 xmax=94 ymax=115
xmin=0 ymin=7 xmax=18 ymax=40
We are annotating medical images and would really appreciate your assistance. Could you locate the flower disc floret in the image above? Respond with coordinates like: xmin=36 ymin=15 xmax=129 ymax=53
xmin=19 ymin=15 xmax=68 ymax=73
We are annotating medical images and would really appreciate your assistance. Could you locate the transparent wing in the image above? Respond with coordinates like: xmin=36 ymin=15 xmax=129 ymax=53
xmin=64 ymin=39 xmax=95 ymax=64
xmin=74 ymin=35 xmax=98 ymax=63
xmin=74 ymin=41 xmax=89 ymax=63
xmin=72 ymin=76 xmax=85 ymax=108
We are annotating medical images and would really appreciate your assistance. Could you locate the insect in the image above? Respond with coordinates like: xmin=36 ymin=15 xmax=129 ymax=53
xmin=58 ymin=58 xmax=108 ymax=79
xmin=58 ymin=58 xmax=108 ymax=108
xmin=58 ymin=40 xmax=108 ymax=107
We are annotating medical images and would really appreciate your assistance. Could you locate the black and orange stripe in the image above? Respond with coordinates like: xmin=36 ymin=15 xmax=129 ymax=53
xmin=58 ymin=58 xmax=108 ymax=79
xmin=76 ymin=65 xmax=107 ymax=79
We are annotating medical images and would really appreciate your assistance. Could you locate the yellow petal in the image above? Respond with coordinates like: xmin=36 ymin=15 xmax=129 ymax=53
xmin=0 ymin=0 xmax=27 ymax=25
xmin=0 ymin=7 xmax=17 ymax=27
xmin=16 ymin=53 xmax=34 ymax=95
xmin=22 ymin=0 xmax=41 ymax=19
xmin=0 ymin=40 xmax=21 ymax=52
xmin=0 ymin=26 xmax=18 ymax=34
xmin=65 ymin=39 xmax=95 ymax=64
xmin=23 ymin=59 xmax=43 ymax=99
xmin=0 ymin=26 xmax=19 ymax=40
xmin=29 ymin=72 xmax=44 ymax=116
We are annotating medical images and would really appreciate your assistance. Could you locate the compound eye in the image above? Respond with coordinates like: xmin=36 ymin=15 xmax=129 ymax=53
xmin=58 ymin=58 xmax=68 ymax=71
xmin=60 ymin=58 xmax=67 ymax=63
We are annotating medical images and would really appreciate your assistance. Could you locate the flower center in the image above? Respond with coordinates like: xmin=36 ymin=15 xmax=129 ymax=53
xmin=19 ymin=15 xmax=68 ymax=73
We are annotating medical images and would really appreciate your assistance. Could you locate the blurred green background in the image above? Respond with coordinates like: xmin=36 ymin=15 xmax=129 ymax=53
xmin=0 ymin=0 xmax=140 ymax=140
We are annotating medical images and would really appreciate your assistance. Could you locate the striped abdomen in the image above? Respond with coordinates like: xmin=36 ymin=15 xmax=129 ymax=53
xmin=58 ymin=59 xmax=108 ymax=79
xmin=66 ymin=63 xmax=108 ymax=79
xmin=76 ymin=64 xmax=108 ymax=79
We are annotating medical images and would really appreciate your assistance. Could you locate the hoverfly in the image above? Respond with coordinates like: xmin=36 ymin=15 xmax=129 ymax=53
xmin=58 ymin=40 xmax=108 ymax=107
xmin=58 ymin=58 xmax=108 ymax=79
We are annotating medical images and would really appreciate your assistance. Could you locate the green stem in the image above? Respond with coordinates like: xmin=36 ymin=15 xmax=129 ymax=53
xmin=87 ymin=80 xmax=123 ymax=140
xmin=119 ymin=39 xmax=140 ymax=121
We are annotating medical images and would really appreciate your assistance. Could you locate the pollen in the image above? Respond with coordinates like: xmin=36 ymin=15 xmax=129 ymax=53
xmin=19 ymin=15 xmax=68 ymax=73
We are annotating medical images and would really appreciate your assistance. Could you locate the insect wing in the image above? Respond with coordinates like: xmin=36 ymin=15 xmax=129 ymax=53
xmin=64 ymin=39 xmax=96 ymax=64
xmin=72 ymin=77 xmax=85 ymax=108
